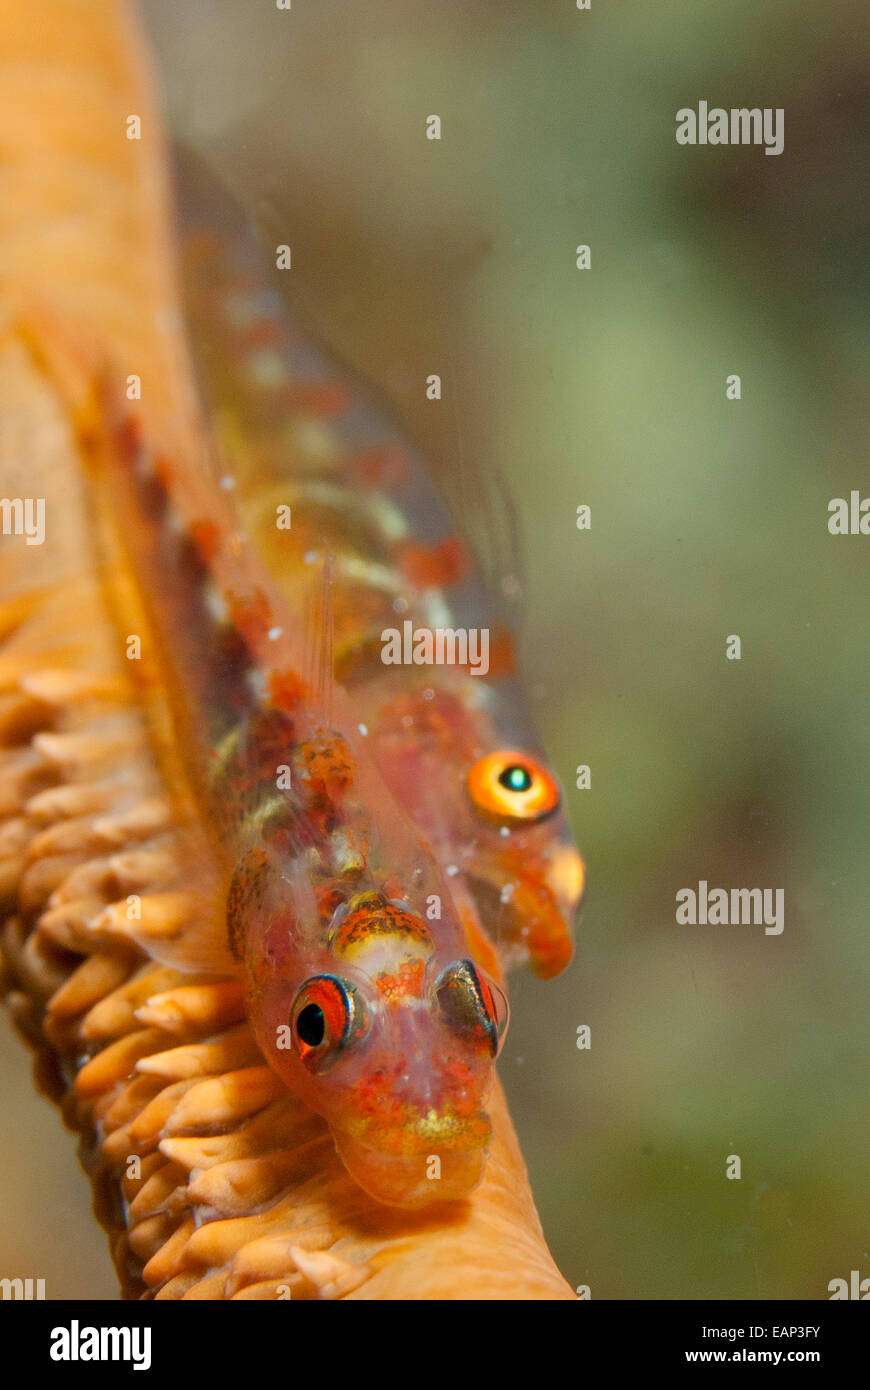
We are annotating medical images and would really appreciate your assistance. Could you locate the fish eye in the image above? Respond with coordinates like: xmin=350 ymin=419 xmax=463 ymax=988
xmin=499 ymin=764 xmax=533 ymax=792
xmin=291 ymin=975 xmax=369 ymax=1070
xmin=296 ymin=1003 xmax=326 ymax=1047
xmin=435 ymin=959 xmax=509 ymax=1056
xmin=467 ymin=751 xmax=560 ymax=824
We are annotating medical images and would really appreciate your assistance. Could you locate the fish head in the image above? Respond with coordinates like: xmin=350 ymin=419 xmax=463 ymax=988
xmin=459 ymin=747 xmax=585 ymax=977
xmin=371 ymin=688 xmax=585 ymax=978
xmin=245 ymin=883 xmax=508 ymax=1208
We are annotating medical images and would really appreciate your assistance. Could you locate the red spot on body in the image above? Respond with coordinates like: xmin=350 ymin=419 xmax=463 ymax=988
xmin=225 ymin=707 xmax=296 ymax=807
xmin=226 ymin=588 xmax=272 ymax=647
xmin=316 ymin=885 xmax=346 ymax=924
xmin=376 ymin=957 xmax=425 ymax=1002
xmin=268 ymin=667 xmax=306 ymax=711
xmin=377 ymin=689 xmax=479 ymax=761
xmin=243 ymin=319 xmax=284 ymax=349
xmin=483 ymin=625 xmax=516 ymax=679
xmin=398 ymin=536 xmax=469 ymax=591
xmin=353 ymin=1061 xmax=406 ymax=1127
xmin=189 ymin=518 xmax=221 ymax=563
xmin=347 ymin=446 xmax=409 ymax=492
xmin=299 ymin=736 xmax=355 ymax=802
xmin=115 ymin=413 xmax=143 ymax=462
xmin=276 ymin=380 xmax=350 ymax=419
xmin=441 ymin=1055 xmax=476 ymax=1113
xmin=154 ymin=456 xmax=174 ymax=489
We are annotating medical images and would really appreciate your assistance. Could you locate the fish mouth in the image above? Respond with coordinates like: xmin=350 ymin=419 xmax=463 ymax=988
xmin=332 ymin=1127 xmax=488 ymax=1208
xmin=342 ymin=1104 xmax=493 ymax=1158
xmin=465 ymin=861 xmax=577 ymax=979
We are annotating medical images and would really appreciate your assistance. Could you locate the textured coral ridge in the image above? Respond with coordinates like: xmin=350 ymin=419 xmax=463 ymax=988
xmin=0 ymin=546 xmax=573 ymax=1300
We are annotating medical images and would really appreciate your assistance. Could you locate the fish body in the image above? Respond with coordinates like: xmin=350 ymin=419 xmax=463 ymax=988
xmin=174 ymin=159 xmax=585 ymax=979
xmin=64 ymin=155 xmax=584 ymax=1210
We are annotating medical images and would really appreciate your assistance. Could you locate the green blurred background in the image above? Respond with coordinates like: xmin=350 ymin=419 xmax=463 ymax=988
xmin=2 ymin=0 xmax=869 ymax=1298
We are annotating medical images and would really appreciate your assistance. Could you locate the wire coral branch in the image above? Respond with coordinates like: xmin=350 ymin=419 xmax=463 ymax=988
xmin=0 ymin=0 xmax=574 ymax=1299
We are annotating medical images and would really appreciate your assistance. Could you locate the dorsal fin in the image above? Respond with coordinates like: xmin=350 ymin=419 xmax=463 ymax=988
xmin=172 ymin=145 xmax=528 ymax=635
xmin=441 ymin=363 xmax=527 ymax=629
xmin=304 ymin=552 xmax=335 ymax=725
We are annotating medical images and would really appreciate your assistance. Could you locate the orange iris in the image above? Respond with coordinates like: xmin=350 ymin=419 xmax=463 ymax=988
xmin=466 ymin=751 xmax=561 ymax=824
xmin=292 ymin=975 xmax=357 ymax=1067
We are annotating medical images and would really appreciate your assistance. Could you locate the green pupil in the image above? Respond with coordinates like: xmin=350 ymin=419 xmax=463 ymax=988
xmin=499 ymin=765 xmax=532 ymax=793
